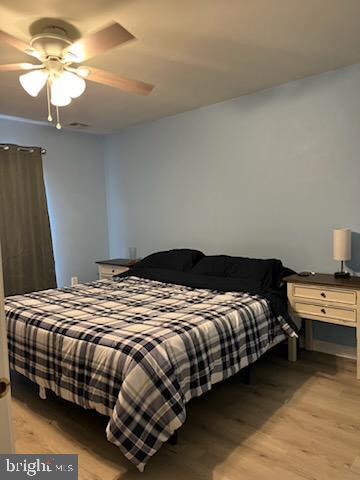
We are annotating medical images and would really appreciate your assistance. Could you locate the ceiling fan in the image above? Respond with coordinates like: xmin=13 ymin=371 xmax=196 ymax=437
xmin=0 ymin=21 xmax=155 ymax=129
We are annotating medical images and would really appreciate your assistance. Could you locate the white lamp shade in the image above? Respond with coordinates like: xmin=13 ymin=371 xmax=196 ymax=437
xmin=333 ymin=228 xmax=351 ymax=261
xmin=19 ymin=70 xmax=48 ymax=97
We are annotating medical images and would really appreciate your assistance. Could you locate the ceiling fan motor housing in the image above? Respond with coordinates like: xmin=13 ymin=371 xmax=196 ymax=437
xmin=30 ymin=26 xmax=72 ymax=59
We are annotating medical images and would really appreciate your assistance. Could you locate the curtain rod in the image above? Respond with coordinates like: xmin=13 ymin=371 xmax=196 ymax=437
xmin=0 ymin=144 xmax=47 ymax=155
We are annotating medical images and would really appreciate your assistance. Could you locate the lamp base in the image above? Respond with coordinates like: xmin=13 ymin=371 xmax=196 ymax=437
xmin=334 ymin=271 xmax=350 ymax=278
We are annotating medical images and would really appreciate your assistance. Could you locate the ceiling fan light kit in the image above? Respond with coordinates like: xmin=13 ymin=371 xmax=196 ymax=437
xmin=0 ymin=21 xmax=155 ymax=130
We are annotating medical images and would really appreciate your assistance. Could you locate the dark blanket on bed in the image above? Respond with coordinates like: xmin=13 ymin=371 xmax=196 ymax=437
xmin=118 ymin=266 xmax=298 ymax=333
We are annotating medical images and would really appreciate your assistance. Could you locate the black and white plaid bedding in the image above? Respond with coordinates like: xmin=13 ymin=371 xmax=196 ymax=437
xmin=5 ymin=276 xmax=292 ymax=471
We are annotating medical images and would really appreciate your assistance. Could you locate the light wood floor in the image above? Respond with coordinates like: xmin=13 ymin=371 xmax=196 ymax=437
xmin=11 ymin=349 xmax=360 ymax=480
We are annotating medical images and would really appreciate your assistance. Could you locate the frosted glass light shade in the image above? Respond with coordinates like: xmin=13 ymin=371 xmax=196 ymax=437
xmin=50 ymin=79 xmax=72 ymax=106
xmin=19 ymin=70 xmax=48 ymax=97
xmin=51 ymin=93 xmax=72 ymax=107
xmin=333 ymin=228 xmax=351 ymax=261
xmin=60 ymin=71 xmax=86 ymax=98
xmin=50 ymin=72 xmax=85 ymax=106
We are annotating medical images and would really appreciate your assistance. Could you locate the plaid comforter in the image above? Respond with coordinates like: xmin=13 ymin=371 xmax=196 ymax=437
xmin=5 ymin=276 xmax=291 ymax=471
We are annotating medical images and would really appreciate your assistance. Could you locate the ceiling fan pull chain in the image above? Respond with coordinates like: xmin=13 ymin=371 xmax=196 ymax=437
xmin=46 ymin=81 xmax=53 ymax=122
xmin=56 ymin=106 xmax=62 ymax=130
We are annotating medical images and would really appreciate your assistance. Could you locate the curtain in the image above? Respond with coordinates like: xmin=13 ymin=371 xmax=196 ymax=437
xmin=0 ymin=145 xmax=56 ymax=296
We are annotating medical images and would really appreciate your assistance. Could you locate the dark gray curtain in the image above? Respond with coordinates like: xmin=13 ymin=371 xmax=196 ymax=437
xmin=0 ymin=145 xmax=56 ymax=296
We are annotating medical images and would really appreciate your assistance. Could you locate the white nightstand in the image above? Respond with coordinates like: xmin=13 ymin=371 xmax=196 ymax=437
xmin=96 ymin=259 xmax=133 ymax=280
xmin=285 ymin=273 xmax=360 ymax=379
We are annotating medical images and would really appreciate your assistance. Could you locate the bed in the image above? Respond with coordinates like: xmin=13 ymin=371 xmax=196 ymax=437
xmin=5 ymin=250 xmax=298 ymax=471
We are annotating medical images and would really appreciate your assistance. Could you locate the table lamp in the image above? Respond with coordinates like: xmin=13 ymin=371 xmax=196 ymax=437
xmin=333 ymin=228 xmax=351 ymax=278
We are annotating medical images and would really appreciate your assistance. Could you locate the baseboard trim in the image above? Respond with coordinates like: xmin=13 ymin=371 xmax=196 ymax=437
xmin=311 ymin=340 xmax=356 ymax=360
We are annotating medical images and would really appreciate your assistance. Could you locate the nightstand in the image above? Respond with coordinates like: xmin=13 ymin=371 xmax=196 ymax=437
xmin=96 ymin=258 xmax=135 ymax=280
xmin=285 ymin=273 xmax=360 ymax=379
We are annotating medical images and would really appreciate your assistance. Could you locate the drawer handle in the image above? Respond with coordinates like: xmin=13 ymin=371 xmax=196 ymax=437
xmin=321 ymin=308 xmax=326 ymax=314
xmin=112 ymin=269 xmax=115 ymax=273
xmin=321 ymin=292 xmax=326 ymax=298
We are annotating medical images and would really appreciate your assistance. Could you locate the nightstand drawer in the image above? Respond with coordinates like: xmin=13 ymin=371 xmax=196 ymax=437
xmin=98 ymin=265 xmax=129 ymax=279
xmin=293 ymin=285 xmax=356 ymax=305
xmin=294 ymin=301 xmax=356 ymax=324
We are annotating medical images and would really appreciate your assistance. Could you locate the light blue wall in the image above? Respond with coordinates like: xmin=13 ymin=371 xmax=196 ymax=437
xmin=0 ymin=117 xmax=109 ymax=286
xmin=105 ymin=64 xmax=360 ymax=347
xmin=1 ymin=64 xmax=359 ymax=347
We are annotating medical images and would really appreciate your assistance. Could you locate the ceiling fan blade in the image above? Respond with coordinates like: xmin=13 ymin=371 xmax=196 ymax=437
xmin=86 ymin=67 xmax=154 ymax=96
xmin=0 ymin=30 xmax=30 ymax=54
xmin=86 ymin=67 xmax=154 ymax=95
xmin=0 ymin=63 xmax=39 ymax=72
xmin=65 ymin=22 xmax=135 ymax=62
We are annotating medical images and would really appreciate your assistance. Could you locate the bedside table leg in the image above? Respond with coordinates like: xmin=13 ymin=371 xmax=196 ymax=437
xmin=304 ymin=319 xmax=313 ymax=351
xmin=288 ymin=336 xmax=297 ymax=362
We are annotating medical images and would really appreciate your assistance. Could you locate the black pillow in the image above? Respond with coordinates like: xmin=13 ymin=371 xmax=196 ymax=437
xmin=191 ymin=255 xmax=235 ymax=277
xmin=192 ymin=255 xmax=285 ymax=289
xmin=131 ymin=249 xmax=204 ymax=272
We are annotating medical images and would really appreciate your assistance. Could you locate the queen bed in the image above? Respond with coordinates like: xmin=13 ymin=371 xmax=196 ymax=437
xmin=5 ymin=249 xmax=298 ymax=471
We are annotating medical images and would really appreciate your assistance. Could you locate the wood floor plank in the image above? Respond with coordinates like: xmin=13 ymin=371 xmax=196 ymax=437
xmin=11 ymin=350 xmax=360 ymax=480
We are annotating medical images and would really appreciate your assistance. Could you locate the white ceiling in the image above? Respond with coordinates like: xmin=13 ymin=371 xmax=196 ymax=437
xmin=1 ymin=0 xmax=360 ymax=134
